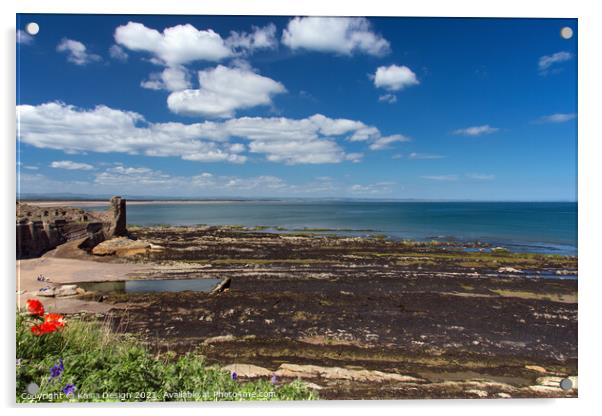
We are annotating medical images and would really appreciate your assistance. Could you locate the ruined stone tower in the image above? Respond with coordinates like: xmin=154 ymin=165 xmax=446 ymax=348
xmin=108 ymin=196 xmax=127 ymax=237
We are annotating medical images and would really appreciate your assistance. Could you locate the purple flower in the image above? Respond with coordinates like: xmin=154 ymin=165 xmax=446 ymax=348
xmin=63 ymin=383 xmax=76 ymax=396
xmin=270 ymin=374 xmax=278 ymax=385
xmin=49 ymin=359 xmax=64 ymax=381
xmin=231 ymin=372 xmax=238 ymax=381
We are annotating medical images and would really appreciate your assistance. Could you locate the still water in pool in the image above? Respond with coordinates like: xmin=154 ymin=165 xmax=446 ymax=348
xmin=77 ymin=278 xmax=223 ymax=294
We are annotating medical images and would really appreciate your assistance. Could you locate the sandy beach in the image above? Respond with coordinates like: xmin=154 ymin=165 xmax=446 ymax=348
xmin=17 ymin=250 xmax=154 ymax=314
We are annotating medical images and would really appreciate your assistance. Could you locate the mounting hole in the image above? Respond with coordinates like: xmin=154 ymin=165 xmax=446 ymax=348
xmin=560 ymin=27 xmax=573 ymax=40
xmin=26 ymin=382 xmax=40 ymax=395
xmin=560 ymin=378 xmax=573 ymax=390
xmin=25 ymin=22 xmax=39 ymax=36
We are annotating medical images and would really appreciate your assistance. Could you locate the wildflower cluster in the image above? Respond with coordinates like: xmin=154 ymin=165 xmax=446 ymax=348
xmin=25 ymin=299 xmax=65 ymax=336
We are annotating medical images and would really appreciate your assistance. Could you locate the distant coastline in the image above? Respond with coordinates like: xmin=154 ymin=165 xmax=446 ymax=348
xmin=20 ymin=199 xmax=255 ymax=207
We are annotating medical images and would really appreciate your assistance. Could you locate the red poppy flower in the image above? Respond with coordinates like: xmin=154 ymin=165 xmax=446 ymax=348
xmin=31 ymin=321 xmax=61 ymax=336
xmin=44 ymin=313 xmax=65 ymax=328
xmin=26 ymin=299 xmax=45 ymax=316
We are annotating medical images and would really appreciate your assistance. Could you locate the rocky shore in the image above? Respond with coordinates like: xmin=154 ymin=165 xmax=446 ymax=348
xmin=16 ymin=202 xmax=578 ymax=400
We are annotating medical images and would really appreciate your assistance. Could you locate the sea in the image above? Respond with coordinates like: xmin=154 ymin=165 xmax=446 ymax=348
xmin=82 ymin=201 xmax=577 ymax=255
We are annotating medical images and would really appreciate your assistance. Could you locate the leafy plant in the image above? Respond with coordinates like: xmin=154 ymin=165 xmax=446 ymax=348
xmin=16 ymin=309 xmax=316 ymax=402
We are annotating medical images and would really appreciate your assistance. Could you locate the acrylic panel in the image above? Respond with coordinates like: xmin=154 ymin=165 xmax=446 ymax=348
xmin=16 ymin=14 xmax=577 ymax=402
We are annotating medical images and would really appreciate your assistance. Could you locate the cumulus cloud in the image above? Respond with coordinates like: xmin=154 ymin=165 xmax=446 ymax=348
xmin=114 ymin=22 xmax=232 ymax=66
xmin=17 ymin=102 xmax=397 ymax=165
xmin=226 ymin=23 xmax=278 ymax=53
xmin=452 ymin=125 xmax=499 ymax=137
xmin=369 ymin=134 xmax=410 ymax=150
xmin=167 ymin=65 xmax=286 ymax=117
xmin=109 ymin=44 xmax=128 ymax=61
xmin=372 ymin=65 xmax=419 ymax=91
xmin=282 ymin=17 xmax=390 ymax=56
xmin=114 ymin=21 xmax=278 ymax=67
xmin=56 ymin=38 xmax=101 ymax=65
xmin=538 ymin=51 xmax=573 ymax=74
xmin=535 ymin=113 xmax=577 ymax=124
xmin=50 ymin=160 xmax=94 ymax=170
xmin=141 ymin=66 xmax=191 ymax=91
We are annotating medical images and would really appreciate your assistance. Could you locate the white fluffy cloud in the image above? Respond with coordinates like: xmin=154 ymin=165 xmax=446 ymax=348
xmin=17 ymin=102 xmax=398 ymax=165
xmin=167 ymin=65 xmax=286 ymax=117
xmin=282 ymin=17 xmax=390 ymax=56
xmin=114 ymin=22 xmax=282 ymax=112
xmin=538 ymin=51 xmax=573 ymax=74
xmin=114 ymin=21 xmax=278 ymax=67
xmin=369 ymin=134 xmax=410 ymax=150
xmin=372 ymin=65 xmax=419 ymax=91
xmin=114 ymin=22 xmax=232 ymax=66
xmin=226 ymin=23 xmax=278 ymax=53
xmin=452 ymin=125 xmax=499 ymax=137
xmin=56 ymin=38 xmax=101 ymax=65
xmin=141 ymin=67 xmax=191 ymax=91
xmin=50 ymin=160 xmax=94 ymax=170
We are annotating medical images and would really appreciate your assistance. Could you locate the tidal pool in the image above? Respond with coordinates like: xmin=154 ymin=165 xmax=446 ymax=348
xmin=77 ymin=278 xmax=223 ymax=294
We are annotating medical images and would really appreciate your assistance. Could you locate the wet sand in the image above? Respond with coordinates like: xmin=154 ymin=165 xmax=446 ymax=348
xmin=17 ymin=242 xmax=154 ymax=314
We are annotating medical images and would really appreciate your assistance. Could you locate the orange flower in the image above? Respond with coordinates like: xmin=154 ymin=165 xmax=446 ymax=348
xmin=31 ymin=321 xmax=61 ymax=336
xmin=26 ymin=299 xmax=44 ymax=316
xmin=30 ymin=313 xmax=66 ymax=336
xmin=44 ymin=313 xmax=65 ymax=328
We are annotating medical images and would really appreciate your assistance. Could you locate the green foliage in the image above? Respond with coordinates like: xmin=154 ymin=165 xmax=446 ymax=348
xmin=16 ymin=312 xmax=316 ymax=402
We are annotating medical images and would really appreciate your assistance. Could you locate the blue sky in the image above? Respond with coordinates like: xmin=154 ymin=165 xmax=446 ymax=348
xmin=16 ymin=15 xmax=577 ymax=200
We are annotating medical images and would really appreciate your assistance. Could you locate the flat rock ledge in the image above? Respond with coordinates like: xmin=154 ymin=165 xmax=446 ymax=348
xmin=218 ymin=362 xmax=578 ymax=397
xmin=275 ymin=363 xmax=422 ymax=383
xmin=92 ymin=237 xmax=162 ymax=257
xmin=222 ymin=364 xmax=273 ymax=378
xmin=221 ymin=362 xmax=421 ymax=383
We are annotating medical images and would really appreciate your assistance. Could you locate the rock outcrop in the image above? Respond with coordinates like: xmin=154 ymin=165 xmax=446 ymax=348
xmin=91 ymin=237 xmax=152 ymax=257
xmin=16 ymin=196 xmax=129 ymax=259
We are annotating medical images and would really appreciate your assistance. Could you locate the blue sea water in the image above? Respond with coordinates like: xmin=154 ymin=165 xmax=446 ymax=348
xmin=86 ymin=201 xmax=577 ymax=255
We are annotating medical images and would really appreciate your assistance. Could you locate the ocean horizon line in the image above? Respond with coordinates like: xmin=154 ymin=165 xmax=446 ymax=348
xmin=17 ymin=195 xmax=578 ymax=204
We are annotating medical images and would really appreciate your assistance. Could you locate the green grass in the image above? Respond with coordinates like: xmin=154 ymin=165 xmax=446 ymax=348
xmin=16 ymin=311 xmax=317 ymax=402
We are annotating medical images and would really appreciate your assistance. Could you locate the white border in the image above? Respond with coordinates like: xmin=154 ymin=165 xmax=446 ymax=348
xmin=2 ymin=0 xmax=601 ymax=415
